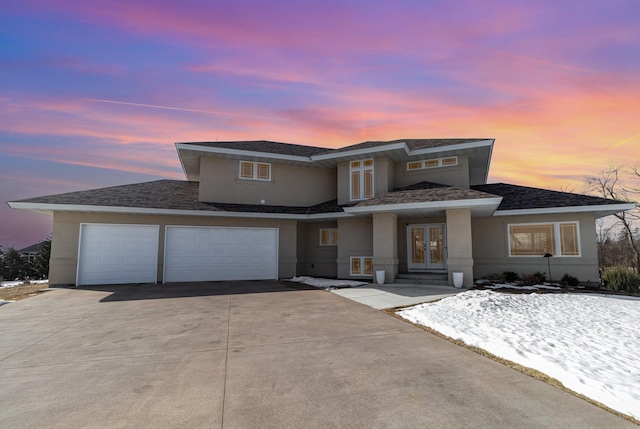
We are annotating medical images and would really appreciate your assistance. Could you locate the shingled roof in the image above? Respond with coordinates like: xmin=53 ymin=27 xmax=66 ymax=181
xmin=9 ymin=180 xmax=348 ymax=216
xmin=10 ymin=179 xmax=632 ymax=219
xmin=471 ymin=183 xmax=631 ymax=211
xmin=326 ymin=138 xmax=490 ymax=155
xmin=177 ymin=140 xmax=327 ymax=157
xmin=181 ymin=138 xmax=490 ymax=156
xmin=353 ymin=181 xmax=498 ymax=207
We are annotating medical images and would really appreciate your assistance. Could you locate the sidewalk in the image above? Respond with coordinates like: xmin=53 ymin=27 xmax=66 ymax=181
xmin=331 ymin=283 xmax=465 ymax=309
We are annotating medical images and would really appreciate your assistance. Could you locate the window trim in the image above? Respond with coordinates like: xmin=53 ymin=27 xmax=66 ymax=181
xmin=406 ymin=156 xmax=458 ymax=171
xmin=349 ymin=159 xmax=374 ymax=201
xmin=507 ymin=221 xmax=581 ymax=257
xmin=239 ymin=161 xmax=271 ymax=181
xmin=319 ymin=228 xmax=338 ymax=246
xmin=350 ymin=256 xmax=373 ymax=276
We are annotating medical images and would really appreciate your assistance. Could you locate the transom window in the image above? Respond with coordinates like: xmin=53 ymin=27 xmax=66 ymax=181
xmin=351 ymin=256 xmax=373 ymax=276
xmin=319 ymin=228 xmax=338 ymax=246
xmin=350 ymin=159 xmax=374 ymax=201
xmin=508 ymin=222 xmax=580 ymax=257
xmin=407 ymin=156 xmax=458 ymax=171
xmin=239 ymin=161 xmax=271 ymax=181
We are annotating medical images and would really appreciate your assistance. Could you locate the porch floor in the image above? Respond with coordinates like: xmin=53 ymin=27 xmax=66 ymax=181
xmin=330 ymin=282 xmax=466 ymax=310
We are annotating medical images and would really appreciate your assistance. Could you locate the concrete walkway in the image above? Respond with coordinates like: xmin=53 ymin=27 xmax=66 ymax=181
xmin=0 ymin=281 xmax=634 ymax=428
xmin=331 ymin=283 xmax=464 ymax=309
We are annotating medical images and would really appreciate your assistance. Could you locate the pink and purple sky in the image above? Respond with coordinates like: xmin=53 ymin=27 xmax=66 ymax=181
xmin=1 ymin=0 xmax=639 ymax=249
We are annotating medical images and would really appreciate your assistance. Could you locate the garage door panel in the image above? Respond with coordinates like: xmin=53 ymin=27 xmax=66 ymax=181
xmin=77 ymin=224 xmax=159 ymax=286
xmin=164 ymin=226 xmax=278 ymax=283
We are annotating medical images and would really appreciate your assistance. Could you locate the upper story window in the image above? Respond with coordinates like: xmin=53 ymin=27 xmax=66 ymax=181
xmin=239 ymin=161 xmax=271 ymax=181
xmin=407 ymin=156 xmax=458 ymax=171
xmin=350 ymin=159 xmax=374 ymax=201
xmin=508 ymin=222 xmax=580 ymax=257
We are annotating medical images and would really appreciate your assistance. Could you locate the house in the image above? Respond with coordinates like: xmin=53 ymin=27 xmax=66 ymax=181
xmin=7 ymin=139 xmax=635 ymax=287
xmin=19 ymin=243 xmax=41 ymax=264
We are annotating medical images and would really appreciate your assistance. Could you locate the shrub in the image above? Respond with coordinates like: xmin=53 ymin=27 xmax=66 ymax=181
xmin=560 ymin=273 xmax=580 ymax=287
xmin=522 ymin=272 xmax=546 ymax=285
xmin=502 ymin=271 xmax=520 ymax=283
xmin=602 ymin=266 xmax=640 ymax=293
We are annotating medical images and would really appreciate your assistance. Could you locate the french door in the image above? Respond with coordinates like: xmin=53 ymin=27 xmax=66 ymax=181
xmin=407 ymin=224 xmax=446 ymax=271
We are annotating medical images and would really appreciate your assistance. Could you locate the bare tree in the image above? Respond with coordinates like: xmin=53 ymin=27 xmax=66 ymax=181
xmin=586 ymin=165 xmax=640 ymax=271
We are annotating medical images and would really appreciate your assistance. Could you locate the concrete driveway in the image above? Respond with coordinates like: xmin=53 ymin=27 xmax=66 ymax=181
xmin=0 ymin=281 xmax=634 ymax=428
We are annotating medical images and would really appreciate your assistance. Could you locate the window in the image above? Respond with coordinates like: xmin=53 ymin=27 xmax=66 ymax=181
xmin=350 ymin=256 xmax=373 ymax=276
xmin=319 ymin=228 xmax=338 ymax=246
xmin=407 ymin=161 xmax=422 ymax=171
xmin=239 ymin=161 xmax=271 ymax=180
xmin=508 ymin=222 xmax=580 ymax=257
xmin=350 ymin=159 xmax=374 ymax=200
xmin=406 ymin=156 xmax=458 ymax=171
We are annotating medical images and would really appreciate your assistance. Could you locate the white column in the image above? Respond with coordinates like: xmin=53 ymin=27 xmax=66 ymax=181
xmin=372 ymin=212 xmax=398 ymax=284
xmin=445 ymin=208 xmax=474 ymax=287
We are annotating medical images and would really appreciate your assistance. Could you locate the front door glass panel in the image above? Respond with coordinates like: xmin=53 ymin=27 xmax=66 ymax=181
xmin=408 ymin=224 xmax=446 ymax=270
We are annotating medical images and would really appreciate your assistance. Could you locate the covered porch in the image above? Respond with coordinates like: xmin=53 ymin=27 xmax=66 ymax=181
xmin=342 ymin=183 xmax=502 ymax=287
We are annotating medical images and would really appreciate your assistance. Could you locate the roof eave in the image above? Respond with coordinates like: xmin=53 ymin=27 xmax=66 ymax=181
xmin=343 ymin=197 xmax=503 ymax=216
xmin=7 ymin=201 xmax=354 ymax=220
xmin=493 ymin=203 xmax=637 ymax=218
xmin=310 ymin=142 xmax=410 ymax=162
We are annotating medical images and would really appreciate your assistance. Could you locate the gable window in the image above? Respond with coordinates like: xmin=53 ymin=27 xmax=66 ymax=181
xmin=350 ymin=159 xmax=374 ymax=200
xmin=319 ymin=228 xmax=338 ymax=246
xmin=508 ymin=222 xmax=580 ymax=257
xmin=239 ymin=161 xmax=271 ymax=181
xmin=406 ymin=156 xmax=458 ymax=171
xmin=351 ymin=256 xmax=373 ymax=276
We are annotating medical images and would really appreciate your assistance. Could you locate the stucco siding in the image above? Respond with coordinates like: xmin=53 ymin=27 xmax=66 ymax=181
xmin=337 ymin=217 xmax=373 ymax=279
xmin=394 ymin=155 xmax=470 ymax=189
xmin=472 ymin=212 xmax=600 ymax=282
xmin=296 ymin=222 xmax=338 ymax=278
xmin=49 ymin=212 xmax=298 ymax=286
xmin=198 ymin=157 xmax=336 ymax=206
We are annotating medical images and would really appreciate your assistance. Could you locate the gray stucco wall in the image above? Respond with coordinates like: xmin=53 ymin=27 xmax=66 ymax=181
xmin=393 ymin=155 xmax=470 ymax=189
xmin=471 ymin=212 xmax=600 ymax=282
xmin=296 ymin=221 xmax=338 ymax=278
xmin=198 ymin=157 xmax=336 ymax=206
xmin=337 ymin=217 xmax=373 ymax=279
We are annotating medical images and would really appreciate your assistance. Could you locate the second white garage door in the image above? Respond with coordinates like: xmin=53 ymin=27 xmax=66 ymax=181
xmin=163 ymin=226 xmax=279 ymax=283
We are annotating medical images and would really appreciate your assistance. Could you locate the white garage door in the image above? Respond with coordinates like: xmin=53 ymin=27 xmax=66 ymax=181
xmin=77 ymin=224 xmax=159 ymax=286
xmin=164 ymin=226 xmax=278 ymax=283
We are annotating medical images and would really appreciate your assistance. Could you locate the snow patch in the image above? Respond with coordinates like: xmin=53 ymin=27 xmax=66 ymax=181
xmin=289 ymin=276 xmax=368 ymax=289
xmin=397 ymin=290 xmax=640 ymax=421
xmin=1 ymin=279 xmax=49 ymax=288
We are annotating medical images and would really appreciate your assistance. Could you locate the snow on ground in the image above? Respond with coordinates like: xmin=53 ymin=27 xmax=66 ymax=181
xmin=479 ymin=282 xmax=561 ymax=291
xmin=398 ymin=290 xmax=640 ymax=421
xmin=289 ymin=276 xmax=368 ymax=289
xmin=1 ymin=279 xmax=48 ymax=288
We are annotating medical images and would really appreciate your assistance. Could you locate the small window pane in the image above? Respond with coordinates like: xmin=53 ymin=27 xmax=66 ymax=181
xmin=351 ymin=258 xmax=361 ymax=275
xmin=510 ymin=224 xmax=555 ymax=256
xmin=363 ymin=159 xmax=373 ymax=167
xmin=425 ymin=159 xmax=439 ymax=168
xmin=364 ymin=258 xmax=373 ymax=275
xmin=240 ymin=162 xmax=253 ymax=178
xmin=257 ymin=163 xmax=270 ymax=180
xmin=364 ymin=170 xmax=373 ymax=199
xmin=442 ymin=157 xmax=457 ymax=166
xmin=351 ymin=161 xmax=361 ymax=168
xmin=407 ymin=161 xmax=422 ymax=170
xmin=560 ymin=223 xmax=579 ymax=256
xmin=320 ymin=229 xmax=329 ymax=245
xmin=351 ymin=170 xmax=361 ymax=200
xmin=330 ymin=229 xmax=338 ymax=245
